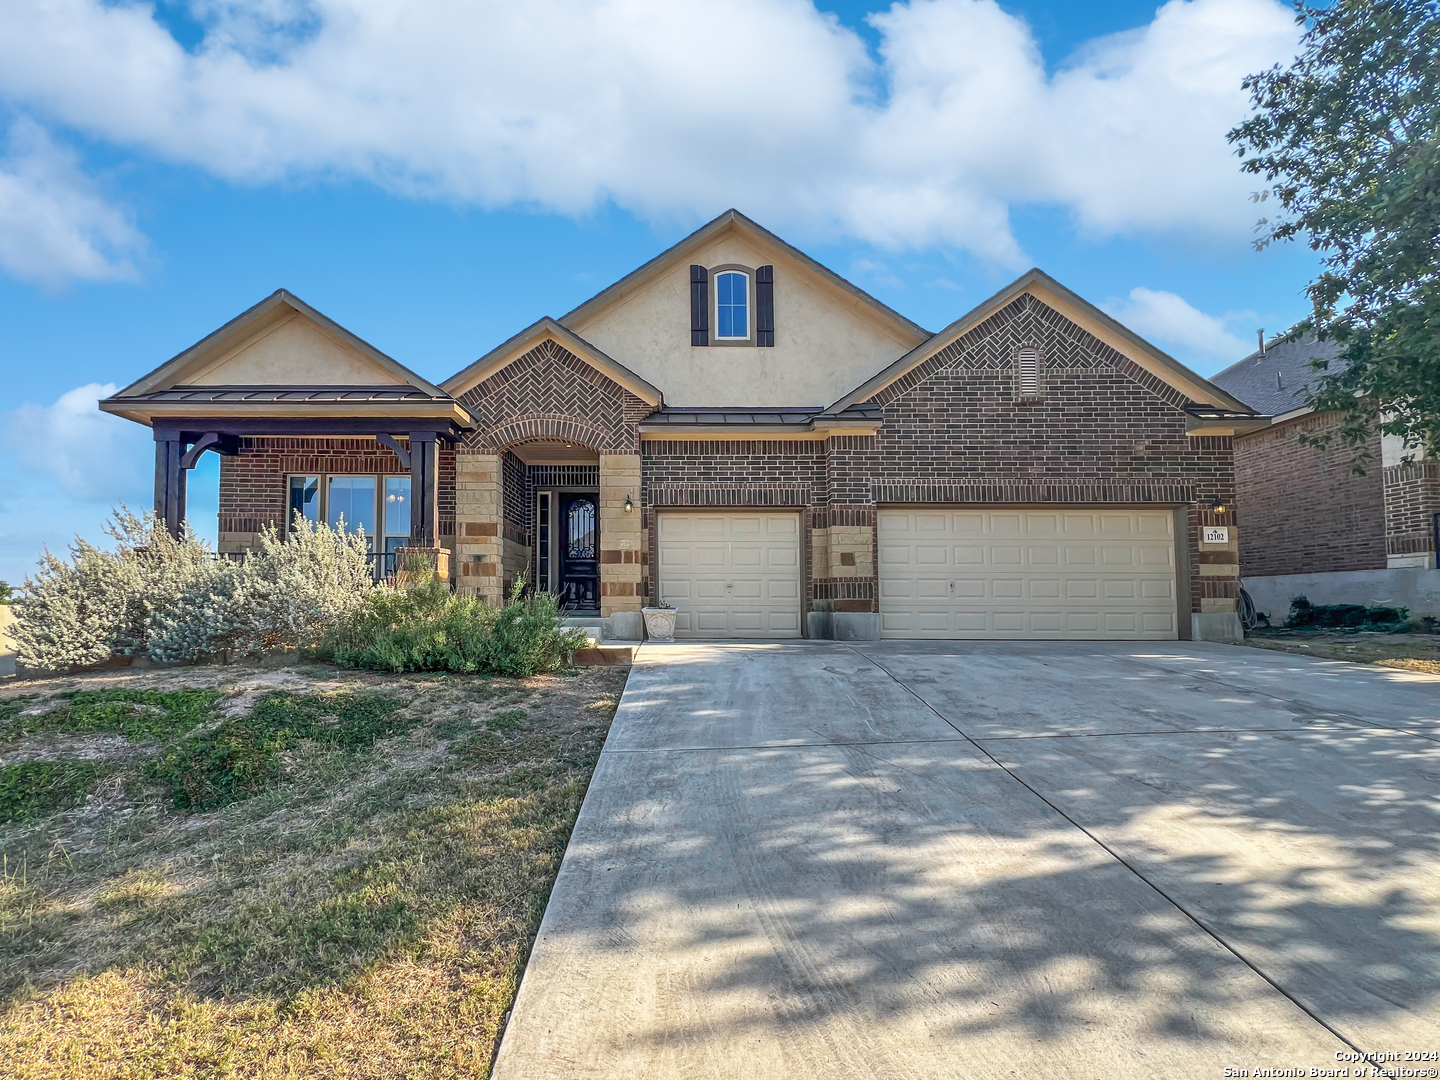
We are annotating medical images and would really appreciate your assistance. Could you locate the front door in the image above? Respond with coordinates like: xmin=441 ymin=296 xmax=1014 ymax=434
xmin=558 ymin=493 xmax=600 ymax=610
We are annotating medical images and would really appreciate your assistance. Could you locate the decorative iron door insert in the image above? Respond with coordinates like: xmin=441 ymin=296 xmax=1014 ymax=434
xmin=558 ymin=493 xmax=600 ymax=610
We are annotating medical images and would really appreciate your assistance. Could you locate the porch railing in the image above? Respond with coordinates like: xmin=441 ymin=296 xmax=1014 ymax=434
xmin=212 ymin=549 xmax=399 ymax=583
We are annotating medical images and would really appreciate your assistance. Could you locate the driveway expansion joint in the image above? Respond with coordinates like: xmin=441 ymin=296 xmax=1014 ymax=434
xmin=842 ymin=643 xmax=1377 ymax=1062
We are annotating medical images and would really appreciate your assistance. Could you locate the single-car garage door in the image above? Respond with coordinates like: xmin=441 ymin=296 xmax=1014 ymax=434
xmin=657 ymin=512 xmax=802 ymax=638
xmin=878 ymin=508 xmax=1178 ymax=639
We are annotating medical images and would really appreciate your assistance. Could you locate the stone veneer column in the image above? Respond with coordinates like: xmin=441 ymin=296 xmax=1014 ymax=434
xmin=599 ymin=453 xmax=643 ymax=617
xmin=1193 ymin=501 xmax=1241 ymax=641
xmin=454 ymin=450 xmax=503 ymax=604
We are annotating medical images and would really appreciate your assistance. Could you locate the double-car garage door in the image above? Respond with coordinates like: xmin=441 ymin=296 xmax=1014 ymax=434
xmin=878 ymin=508 xmax=1178 ymax=639
xmin=654 ymin=507 xmax=1179 ymax=640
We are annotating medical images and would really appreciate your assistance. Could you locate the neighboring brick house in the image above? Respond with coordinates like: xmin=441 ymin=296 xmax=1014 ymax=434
xmin=1211 ymin=332 xmax=1439 ymax=619
xmin=101 ymin=210 xmax=1264 ymax=641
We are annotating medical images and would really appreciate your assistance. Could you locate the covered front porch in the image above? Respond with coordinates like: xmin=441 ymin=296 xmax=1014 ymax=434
xmin=98 ymin=290 xmax=473 ymax=578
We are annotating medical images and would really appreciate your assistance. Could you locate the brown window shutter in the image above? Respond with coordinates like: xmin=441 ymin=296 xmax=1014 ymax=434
xmin=690 ymin=265 xmax=709 ymax=346
xmin=756 ymin=265 xmax=774 ymax=347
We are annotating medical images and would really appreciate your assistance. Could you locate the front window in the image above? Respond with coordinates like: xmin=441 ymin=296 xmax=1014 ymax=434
xmin=715 ymin=270 xmax=749 ymax=339
xmin=328 ymin=476 xmax=377 ymax=547
xmin=288 ymin=475 xmax=320 ymax=527
xmin=383 ymin=476 xmax=411 ymax=554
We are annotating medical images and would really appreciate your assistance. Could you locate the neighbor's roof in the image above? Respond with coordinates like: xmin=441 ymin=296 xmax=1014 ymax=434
xmin=1209 ymin=332 xmax=1343 ymax=416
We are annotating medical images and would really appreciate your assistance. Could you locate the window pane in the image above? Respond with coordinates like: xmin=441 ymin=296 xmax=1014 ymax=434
xmin=383 ymin=476 xmax=411 ymax=539
xmin=328 ymin=476 xmax=376 ymax=544
xmin=716 ymin=271 xmax=747 ymax=338
xmin=288 ymin=476 xmax=319 ymax=528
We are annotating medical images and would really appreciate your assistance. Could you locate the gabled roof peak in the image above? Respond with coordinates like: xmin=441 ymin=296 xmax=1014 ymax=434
xmin=556 ymin=208 xmax=930 ymax=345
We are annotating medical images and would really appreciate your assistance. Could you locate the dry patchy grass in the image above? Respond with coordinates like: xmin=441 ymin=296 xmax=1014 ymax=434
xmin=1240 ymin=629 xmax=1440 ymax=675
xmin=0 ymin=661 xmax=627 ymax=1079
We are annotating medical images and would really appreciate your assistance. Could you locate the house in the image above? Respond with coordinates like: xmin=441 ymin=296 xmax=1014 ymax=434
xmin=100 ymin=210 xmax=1262 ymax=642
xmin=1210 ymin=332 xmax=1440 ymax=621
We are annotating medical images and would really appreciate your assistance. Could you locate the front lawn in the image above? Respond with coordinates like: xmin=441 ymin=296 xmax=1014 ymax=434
xmin=0 ymin=661 xmax=626 ymax=1079
xmin=1239 ymin=627 xmax=1440 ymax=675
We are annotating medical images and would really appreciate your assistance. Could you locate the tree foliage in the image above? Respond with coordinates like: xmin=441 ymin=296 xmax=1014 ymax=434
xmin=1228 ymin=0 xmax=1440 ymax=463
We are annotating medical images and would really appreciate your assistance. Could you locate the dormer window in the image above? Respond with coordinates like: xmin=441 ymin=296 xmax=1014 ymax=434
xmin=689 ymin=263 xmax=773 ymax=347
xmin=715 ymin=271 xmax=749 ymax=340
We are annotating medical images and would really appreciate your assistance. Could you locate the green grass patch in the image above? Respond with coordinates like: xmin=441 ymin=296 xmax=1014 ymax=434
xmin=145 ymin=691 xmax=409 ymax=812
xmin=0 ymin=688 xmax=222 ymax=743
xmin=487 ymin=708 xmax=527 ymax=731
xmin=0 ymin=760 xmax=102 ymax=823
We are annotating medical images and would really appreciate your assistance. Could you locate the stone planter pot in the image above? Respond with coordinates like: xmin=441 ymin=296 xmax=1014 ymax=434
xmin=641 ymin=606 xmax=677 ymax=642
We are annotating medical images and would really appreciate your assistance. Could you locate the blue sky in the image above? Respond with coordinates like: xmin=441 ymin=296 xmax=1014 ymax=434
xmin=0 ymin=0 xmax=1317 ymax=586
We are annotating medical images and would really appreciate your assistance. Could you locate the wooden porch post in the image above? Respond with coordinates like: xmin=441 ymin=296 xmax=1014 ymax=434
xmin=154 ymin=434 xmax=187 ymax=538
xmin=409 ymin=432 xmax=440 ymax=547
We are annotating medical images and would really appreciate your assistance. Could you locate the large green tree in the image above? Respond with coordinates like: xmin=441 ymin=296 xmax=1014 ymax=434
xmin=1229 ymin=0 xmax=1440 ymax=465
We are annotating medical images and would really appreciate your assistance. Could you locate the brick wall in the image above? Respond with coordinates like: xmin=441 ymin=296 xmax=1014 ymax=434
xmin=632 ymin=295 xmax=1239 ymax=623
xmin=836 ymin=294 xmax=1238 ymax=618
xmin=1232 ymin=412 xmax=1386 ymax=577
xmin=1383 ymin=458 xmax=1440 ymax=563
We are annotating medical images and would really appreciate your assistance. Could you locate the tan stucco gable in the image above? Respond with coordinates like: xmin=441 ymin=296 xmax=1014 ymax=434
xmin=100 ymin=290 xmax=471 ymax=428
xmin=826 ymin=269 xmax=1257 ymax=417
xmin=114 ymin=289 xmax=449 ymax=399
xmin=556 ymin=210 xmax=931 ymax=408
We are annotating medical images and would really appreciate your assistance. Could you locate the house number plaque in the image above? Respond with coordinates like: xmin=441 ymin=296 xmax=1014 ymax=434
xmin=1202 ymin=526 xmax=1230 ymax=544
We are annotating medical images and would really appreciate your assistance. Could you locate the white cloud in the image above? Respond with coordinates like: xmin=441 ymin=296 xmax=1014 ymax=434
xmin=0 ymin=383 xmax=151 ymax=502
xmin=0 ymin=0 xmax=1299 ymax=277
xmin=1102 ymin=286 xmax=1252 ymax=369
xmin=0 ymin=119 xmax=146 ymax=288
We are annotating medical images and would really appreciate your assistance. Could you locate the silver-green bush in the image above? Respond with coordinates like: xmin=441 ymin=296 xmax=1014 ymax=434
xmin=15 ymin=510 xmax=379 ymax=671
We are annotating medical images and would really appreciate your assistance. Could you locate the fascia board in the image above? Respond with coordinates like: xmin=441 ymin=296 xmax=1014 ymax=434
xmin=99 ymin=399 xmax=473 ymax=425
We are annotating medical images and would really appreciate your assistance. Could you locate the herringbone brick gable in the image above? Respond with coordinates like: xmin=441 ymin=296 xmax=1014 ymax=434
xmin=457 ymin=338 xmax=652 ymax=452
xmin=874 ymin=294 xmax=1188 ymax=411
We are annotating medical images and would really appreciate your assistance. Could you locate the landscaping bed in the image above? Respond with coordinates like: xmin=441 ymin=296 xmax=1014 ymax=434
xmin=0 ymin=661 xmax=627 ymax=1079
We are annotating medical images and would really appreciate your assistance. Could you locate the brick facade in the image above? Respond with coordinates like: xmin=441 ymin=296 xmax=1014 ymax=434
xmin=1383 ymin=458 xmax=1440 ymax=563
xmin=1231 ymin=412 xmax=1386 ymax=578
xmin=212 ymin=293 xmax=1238 ymax=632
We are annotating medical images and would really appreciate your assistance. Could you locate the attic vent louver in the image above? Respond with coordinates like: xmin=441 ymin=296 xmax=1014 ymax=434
xmin=1017 ymin=347 xmax=1040 ymax=398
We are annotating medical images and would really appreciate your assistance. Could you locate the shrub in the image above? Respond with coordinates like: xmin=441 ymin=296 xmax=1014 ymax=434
xmin=0 ymin=760 xmax=102 ymax=823
xmin=1286 ymin=595 xmax=1410 ymax=631
xmin=323 ymin=575 xmax=588 ymax=677
xmin=13 ymin=509 xmax=377 ymax=670
xmin=146 ymin=691 xmax=407 ymax=811
xmin=229 ymin=516 xmax=377 ymax=654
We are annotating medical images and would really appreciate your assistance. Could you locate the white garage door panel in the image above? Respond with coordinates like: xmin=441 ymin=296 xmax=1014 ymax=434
xmin=658 ymin=512 xmax=802 ymax=639
xmin=879 ymin=509 xmax=1177 ymax=640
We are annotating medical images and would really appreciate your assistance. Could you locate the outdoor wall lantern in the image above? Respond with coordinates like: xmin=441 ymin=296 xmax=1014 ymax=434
xmin=624 ymin=494 xmax=634 ymax=514
xmin=1210 ymin=496 xmax=1227 ymax=515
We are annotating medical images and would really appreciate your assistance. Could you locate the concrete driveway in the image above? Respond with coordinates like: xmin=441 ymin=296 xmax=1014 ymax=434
xmin=493 ymin=641 xmax=1440 ymax=1079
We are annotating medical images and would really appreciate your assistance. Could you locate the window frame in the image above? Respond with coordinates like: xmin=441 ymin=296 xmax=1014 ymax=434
xmin=708 ymin=264 xmax=757 ymax=346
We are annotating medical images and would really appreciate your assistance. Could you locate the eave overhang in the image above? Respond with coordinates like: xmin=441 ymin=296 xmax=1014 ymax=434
xmin=1184 ymin=407 xmax=1271 ymax=436
xmin=638 ymin=404 xmax=880 ymax=440
xmin=99 ymin=385 xmax=473 ymax=430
